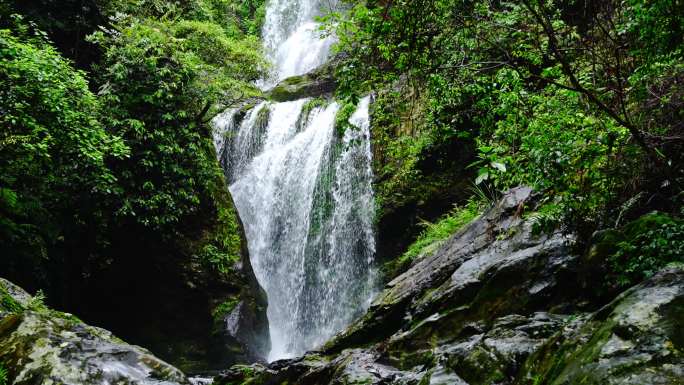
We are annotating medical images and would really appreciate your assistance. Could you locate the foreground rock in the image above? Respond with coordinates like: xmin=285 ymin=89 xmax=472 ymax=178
xmin=520 ymin=267 xmax=684 ymax=385
xmin=215 ymin=188 xmax=684 ymax=385
xmin=218 ymin=267 xmax=684 ymax=384
xmin=0 ymin=278 xmax=189 ymax=385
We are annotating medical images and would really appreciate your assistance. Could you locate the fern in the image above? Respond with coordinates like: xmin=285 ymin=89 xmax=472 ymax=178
xmin=0 ymin=363 xmax=8 ymax=385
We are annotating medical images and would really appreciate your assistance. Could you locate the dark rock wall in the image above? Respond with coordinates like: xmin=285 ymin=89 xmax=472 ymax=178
xmin=73 ymin=188 xmax=269 ymax=373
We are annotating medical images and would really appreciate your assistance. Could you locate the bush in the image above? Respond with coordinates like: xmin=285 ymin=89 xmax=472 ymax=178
xmin=0 ymin=28 xmax=127 ymax=284
xmin=607 ymin=212 xmax=684 ymax=287
xmin=329 ymin=0 xmax=683 ymax=238
xmin=90 ymin=18 xmax=264 ymax=233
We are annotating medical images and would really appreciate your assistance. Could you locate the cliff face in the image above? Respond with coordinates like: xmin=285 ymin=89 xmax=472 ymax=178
xmin=2 ymin=164 xmax=269 ymax=373
xmin=214 ymin=187 xmax=684 ymax=385
xmin=0 ymin=186 xmax=270 ymax=379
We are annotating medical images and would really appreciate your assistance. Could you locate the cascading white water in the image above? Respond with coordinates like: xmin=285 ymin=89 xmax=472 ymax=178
xmin=214 ymin=96 xmax=376 ymax=360
xmin=212 ymin=0 xmax=375 ymax=361
xmin=261 ymin=0 xmax=337 ymax=85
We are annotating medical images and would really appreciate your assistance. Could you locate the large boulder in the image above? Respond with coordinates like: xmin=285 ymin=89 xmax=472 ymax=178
xmin=214 ymin=267 xmax=684 ymax=385
xmin=326 ymin=186 xmax=579 ymax=352
xmin=0 ymin=278 xmax=189 ymax=385
xmin=267 ymin=60 xmax=336 ymax=102
xmin=519 ymin=267 xmax=684 ymax=385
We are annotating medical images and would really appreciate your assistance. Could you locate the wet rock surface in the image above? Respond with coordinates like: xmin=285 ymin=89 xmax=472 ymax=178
xmin=0 ymin=279 xmax=190 ymax=385
xmin=267 ymin=60 xmax=336 ymax=102
xmin=214 ymin=188 xmax=684 ymax=385
xmin=326 ymin=186 xmax=578 ymax=351
xmin=519 ymin=267 xmax=684 ymax=385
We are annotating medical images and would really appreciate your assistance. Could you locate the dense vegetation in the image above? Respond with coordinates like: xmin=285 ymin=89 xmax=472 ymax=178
xmin=0 ymin=0 xmax=265 ymax=319
xmin=326 ymin=0 xmax=683 ymax=283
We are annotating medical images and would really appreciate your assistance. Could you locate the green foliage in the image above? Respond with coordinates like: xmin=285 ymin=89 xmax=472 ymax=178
xmin=0 ymin=288 xmax=23 ymax=314
xmin=0 ymin=281 xmax=82 ymax=325
xmin=1 ymin=2 xmax=264 ymax=312
xmin=114 ymin=0 xmax=266 ymax=36
xmin=25 ymin=289 xmax=48 ymax=313
xmin=527 ymin=202 xmax=565 ymax=235
xmin=625 ymin=0 xmax=684 ymax=58
xmin=607 ymin=212 xmax=684 ymax=287
xmin=1 ymin=0 xmax=268 ymax=70
xmin=293 ymin=98 xmax=326 ymax=133
xmin=385 ymin=199 xmax=483 ymax=276
xmin=214 ymin=0 xmax=267 ymax=36
xmin=0 ymin=28 xmax=127 ymax=274
xmin=406 ymin=199 xmax=483 ymax=261
xmin=0 ymin=1 xmax=112 ymax=68
xmin=367 ymin=87 xmax=475 ymax=229
xmin=470 ymin=70 xmax=635 ymax=225
xmin=334 ymin=100 xmax=358 ymax=137
xmin=212 ymin=297 xmax=239 ymax=324
xmin=90 ymin=16 xmax=264 ymax=233
xmin=197 ymin=187 xmax=244 ymax=274
xmin=302 ymin=98 xmax=328 ymax=117
xmin=329 ymin=0 xmax=683 ymax=235
xmin=0 ymin=362 xmax=6 ymax=385
xmin=173 ymin=20 xmax=265 ymax=78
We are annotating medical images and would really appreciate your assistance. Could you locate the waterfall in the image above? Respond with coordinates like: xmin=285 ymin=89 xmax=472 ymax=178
xmin=260 ymin=0 xmax=337 ymax=85
xmin=212 ymin=0 xmax=376 ymax=361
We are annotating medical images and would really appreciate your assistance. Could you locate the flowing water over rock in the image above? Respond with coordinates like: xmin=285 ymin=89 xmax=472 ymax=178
xmin=261 ymin=0 xmax=338 ymax=86
xmin=212 ymin=0 xmax=376 ymax=361
xmin=214 ymin=96 xmax=376 ymax=360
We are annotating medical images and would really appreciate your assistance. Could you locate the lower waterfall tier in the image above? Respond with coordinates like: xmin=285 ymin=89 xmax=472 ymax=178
xmin=213 ymin=96 xmax=377 ymax=360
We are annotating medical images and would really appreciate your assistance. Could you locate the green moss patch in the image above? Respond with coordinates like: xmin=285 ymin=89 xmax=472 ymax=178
xmin=212 ymin=297 xmax=240 ymax=325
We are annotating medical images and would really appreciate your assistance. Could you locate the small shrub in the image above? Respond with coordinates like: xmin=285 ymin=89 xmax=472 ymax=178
xmin=0 ymin=291 xmax=22 ymax=314
xmin=607 ymin=212 xmax=684 ymax=287
xmin=527 ymin=202 xmax=565 ymax=234
xmin=212 ymin=297 xmax=239 ymax=324
xmin=26 ymin=289 xmax=48 ymax=312
xmin=334 ymin=100 xmax=359 ymax=137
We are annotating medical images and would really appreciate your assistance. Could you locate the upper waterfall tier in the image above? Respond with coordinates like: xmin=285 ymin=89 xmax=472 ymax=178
xmin=261 ymin=0 xmax=338 ymax=86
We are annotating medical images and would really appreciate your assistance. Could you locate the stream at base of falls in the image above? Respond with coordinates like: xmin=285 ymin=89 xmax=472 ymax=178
xmin=212 ymin=0 xmax=377 ymax=361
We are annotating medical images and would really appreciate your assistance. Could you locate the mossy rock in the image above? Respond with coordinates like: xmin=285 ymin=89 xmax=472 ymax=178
xmin=518 ymin=267 xmax=684 ymax=385
xmin=0 ymin=279 xmax=190 ymax=385
xmin=267 ymin=61 xmax=336 ymax=102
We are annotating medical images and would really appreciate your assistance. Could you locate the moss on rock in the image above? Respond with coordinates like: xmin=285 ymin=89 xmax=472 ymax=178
xmin=267 ymin=61 xmax=336 ymax=102
xmin=0 ymin=279 xmax=189 ymax=385
xmin=518 ymin=267 xmax=684 ymax=385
